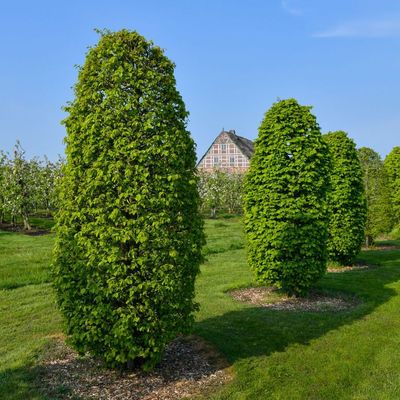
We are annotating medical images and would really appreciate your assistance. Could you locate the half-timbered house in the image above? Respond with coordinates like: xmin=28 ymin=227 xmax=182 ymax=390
xmin=197 ymin=129 xmax=254 ymax=172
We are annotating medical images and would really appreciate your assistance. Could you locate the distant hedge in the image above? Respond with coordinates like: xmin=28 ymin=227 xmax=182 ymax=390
xmin=244 ymin=99 xmax=330 ymax=296
xmin=324 ymin=131 xmax=366 ymax=264
xmin=53 ymin=30 xmax=204 ymax=370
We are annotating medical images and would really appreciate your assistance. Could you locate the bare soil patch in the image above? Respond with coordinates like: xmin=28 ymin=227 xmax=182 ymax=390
xmin=0 ymin=222 xmax=50 ymax=235
xmin=38 ymin=336 xmax=231 ymax=400
xmin=229 ymin=287 xmax=359 ymax=312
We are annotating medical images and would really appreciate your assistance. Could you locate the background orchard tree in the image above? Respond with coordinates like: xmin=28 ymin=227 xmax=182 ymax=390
xmin=198 ymin=170 xmax=244 ymax=217
xmin=2 ymin=142 xmax=38 ymax=230
xmin=384 ymin=146 xmax=400 ymax=237
xmin=244 ymin=99 xmax=330 ymax=296
xmin=53 ymin=29 xmax=204 ymax=370
xmin=358 ymin=147 xmax=393 ymax=246
xmin=0 ymin=142 xmax=63 ymax=226
xmin=36 ymin=156 xmax=63 ymax=215
xmin=198 ymin=170 xmax=226 ymax=217
xmin=324 ymin=132 xmax=366 ymax=264
xmin=0 ymin=151 xmax=6 ymax=222
xmin=224 ymin=172 xmax=244 ymax=214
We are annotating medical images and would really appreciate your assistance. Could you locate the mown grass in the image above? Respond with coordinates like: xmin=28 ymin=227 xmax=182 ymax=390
xmin=196 ymin=222 xmax=400 ymax=399
xmin=0 ymin=232 xmax=54 ymax=290
xmin=0 ymin=229 xmax=62 ymax=399
xmin=1 ymin=219 xmax=400 ymax=399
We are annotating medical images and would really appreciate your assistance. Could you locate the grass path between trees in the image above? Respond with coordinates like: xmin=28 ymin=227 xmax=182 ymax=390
xmin=1 ymin=218 xmax=400 ymax=399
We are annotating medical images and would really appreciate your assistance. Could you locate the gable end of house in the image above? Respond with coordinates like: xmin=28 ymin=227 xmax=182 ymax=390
xmin=197 ymin=129 xmax=254 ymax=172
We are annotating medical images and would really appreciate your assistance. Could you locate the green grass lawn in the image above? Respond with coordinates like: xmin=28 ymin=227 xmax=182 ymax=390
xmin=0 ymin=231 xmax=62 ymax=399
xmin=1 ymin=219 xmax=400 ymax=399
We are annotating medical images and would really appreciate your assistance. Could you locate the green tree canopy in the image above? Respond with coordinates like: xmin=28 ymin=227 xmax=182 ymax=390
xmin=53 ymin=30 xmax=204 ymax=370
xmin=358 ymin=147 xmax=393 ymax=245
xmin=244 ymin=99 xmax=330 ymax=296
xmin=324 ymin=131 xmax=366 ymax=264
xmin=384 ymin=146 xmax=400 ymax=231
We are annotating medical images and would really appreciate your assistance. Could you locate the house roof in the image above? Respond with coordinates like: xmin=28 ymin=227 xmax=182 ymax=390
xmin=197 ymin=129 xmax=254 ymax=166
xmin=224 ymin=130 xmax=254 ymax=160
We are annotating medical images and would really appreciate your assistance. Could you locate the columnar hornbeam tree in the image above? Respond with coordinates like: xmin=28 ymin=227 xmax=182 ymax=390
xmin=53 ymin=30 xmax=204 ymax=370
xmin=384 ymin=146 xmax=400 ymax=230
xmin=324 ymin=131 xmax=366 ymax=264
xmin=244 ymin=99 xmax=330 ymax=296
xmin=358 ymin=147 xmax=393 ymax=246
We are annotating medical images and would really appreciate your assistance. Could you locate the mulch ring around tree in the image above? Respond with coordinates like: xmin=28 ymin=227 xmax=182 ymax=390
xmin=38 ymin=335 xmax=232 ymax=400
xmin=229 ymin=287 xmax=360 ymax=312
xmin=327 ymin=264 xmax=372 ymax=273
xmin=0 ymin=222 xmax=50 ymax=236
xmin=362 ymin=245 xmax=400 ymax=251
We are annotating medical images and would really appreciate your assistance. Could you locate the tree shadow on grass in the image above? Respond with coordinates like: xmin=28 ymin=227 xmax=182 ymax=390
xmin=0 ymin=279 xmax=52 ymax=291
xmin=194 ymin=254 xmax=400 ymax=365
xmin=0 ymin=366 xmax=56 ymax=400
xmin=2 ymin=249 xmax=400 ymax=399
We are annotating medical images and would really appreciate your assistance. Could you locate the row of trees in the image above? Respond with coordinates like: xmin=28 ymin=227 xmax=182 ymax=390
xmin=0 ymin=142 xmax=62 ymax=229
xmin=41 ymin=28 xmax=400 ymax=372
xmin=199 ymin=144 xmax=400 ymax=249
xmin=243 ymin=99 xmax=400 ymax=296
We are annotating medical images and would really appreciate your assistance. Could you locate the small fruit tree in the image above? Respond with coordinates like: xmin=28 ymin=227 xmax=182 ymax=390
xmin=244 ymin=99 xmax=330 ymax=296
xmin=324 ymin=132 xmax=366 ymax=264
xmin=198 ymin=169 xmax=244 ymax=216
xmin=1 ymin=142 xmax=37 ymax=229
xmin=53 ymin=30 xmax=204 ymax=370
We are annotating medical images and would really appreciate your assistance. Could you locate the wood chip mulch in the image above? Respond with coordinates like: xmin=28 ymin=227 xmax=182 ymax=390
xmin=229 ymin=287 xmax=359 ymax=312
xmin=362 ymin=245 xmax=400 ymax=251
xmin=38 ymin=336 xmax=231 ymax=400
xmin=327 ymin=264 xmax=372 ymax=273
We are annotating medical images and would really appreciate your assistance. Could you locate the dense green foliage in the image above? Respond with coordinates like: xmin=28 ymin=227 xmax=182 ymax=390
xmin=198 ymin=170 xmax=244 ymax=216
xmin=324 ymin=132 xmax=366 ymax=264
xmin=358 ymin=147 xmax=393 ymax=245
xmin=244 ymin=99 xmax=330 ymax=296
xmin=4 ymin=220 xmax=400 ymax=399
xmin=53 ymin=30 xmax=204 ymax=370
xmin=384 ymin=146 xmax=400 ymax=232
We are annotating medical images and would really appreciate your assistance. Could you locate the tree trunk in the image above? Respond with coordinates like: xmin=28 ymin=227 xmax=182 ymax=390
xmin=210 ymin=207 xmax=216 ymax=218
xmin=22 ymin=213 xmax=32 ymax=230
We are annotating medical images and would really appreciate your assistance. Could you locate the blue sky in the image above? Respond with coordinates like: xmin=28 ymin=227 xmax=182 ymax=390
xmin=0 ymin=0 xmax=399 ymax=160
